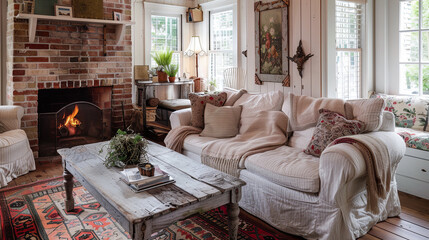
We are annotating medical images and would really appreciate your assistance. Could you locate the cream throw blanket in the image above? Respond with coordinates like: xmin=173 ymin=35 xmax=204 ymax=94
xmin=328 ymin=134 xmax=391 ymax=214
xmin=165 ymin=111 xmax=289 ymax=177
xmin=284 ymin=93 xmax=345 ymax=131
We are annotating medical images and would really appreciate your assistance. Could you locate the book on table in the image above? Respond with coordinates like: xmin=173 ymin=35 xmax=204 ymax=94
xmin=120 ymin=165 xmax=173 ymax=190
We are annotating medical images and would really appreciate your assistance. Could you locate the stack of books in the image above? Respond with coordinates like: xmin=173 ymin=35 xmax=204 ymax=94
xmin=120 ymin=165 xmax=174 ymax=192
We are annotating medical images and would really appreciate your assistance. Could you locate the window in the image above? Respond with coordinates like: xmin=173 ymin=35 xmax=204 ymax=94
xmin=335 ymin=0 xmax=363 ymax=99
xmin=150 ymin=15 xmax=181 ymax=75
xmin=209 ymin=9 xmax=235 ymax=90
xmin=399 ymin=0 xmax=429 ymax=95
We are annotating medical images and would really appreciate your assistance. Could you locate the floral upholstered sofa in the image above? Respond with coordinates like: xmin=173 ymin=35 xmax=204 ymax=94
xmin=372 ymin=94 xmax=429 ymax=199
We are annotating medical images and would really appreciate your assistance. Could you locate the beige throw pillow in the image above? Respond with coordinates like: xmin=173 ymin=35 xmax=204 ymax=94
xmin=345 ymin=98 xmax=385 ymax=132
xmin=223 ymin=88 xmax=248 ymax=106
xmin=200 ymin=104 xmax=242 ymax=138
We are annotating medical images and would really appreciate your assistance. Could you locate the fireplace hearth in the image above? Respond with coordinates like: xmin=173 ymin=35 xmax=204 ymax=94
xmin=38 ymin=87 xmax=112 ymax=157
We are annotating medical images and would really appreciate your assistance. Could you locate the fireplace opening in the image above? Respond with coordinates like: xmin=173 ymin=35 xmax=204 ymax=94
xmin=38 ymin=87 xmax=112 ymax=157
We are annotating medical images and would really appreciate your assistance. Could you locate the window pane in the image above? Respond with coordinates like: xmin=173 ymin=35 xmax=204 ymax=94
xmin=422 ymin=31 xmax=429 ymax=61
xmin=151 ymin=15 xmax=179 ymax=52
xmin=336 ymin=1 xmax=362 ymax=49
xmin=399 ymin=64 xmax=419 ymax=94
xmin=423 ymin=65 xmax=429 ymax=94
xmin=422 ymin=0 xmax=429 ymax=29
xmin=209 ymin=10 xmax=234 ymax=88
xmin=210 ymin=10 xmax=233 ymax=51
xmin=400 ymin=0 xmax=419 ymax=30
xmin=400 ymin=31 xmax=419 ymax=62
xmin=336 ymin=50 xmax=361 ymax=99
xmin=209 ymin=52 xmax=234 ymax=90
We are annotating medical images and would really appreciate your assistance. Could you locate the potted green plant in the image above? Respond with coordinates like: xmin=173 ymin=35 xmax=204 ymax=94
xmin=101 ymin=129 xmax=148 ymax=168
xmin=165 ymin=64 xmax=179 ymax=82
xmin=209 ymin=79 xmax=217 ymax=91
xmin=151 ymin=48 xmax=173 ymax=83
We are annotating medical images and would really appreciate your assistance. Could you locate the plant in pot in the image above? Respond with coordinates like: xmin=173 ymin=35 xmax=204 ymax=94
xmin=209 ymin=79 xmax=217 ymax=91
xmin=151 ymin=48 xmax=173 ymax=83
xmin=101 ymin=129 xmax=149 ymax=168
xmin=165 ymin=64 xmax=179 ymax=82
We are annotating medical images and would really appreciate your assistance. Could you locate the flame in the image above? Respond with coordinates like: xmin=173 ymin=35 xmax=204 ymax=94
xmin=58 ymin=105 xmax=81 ymax=135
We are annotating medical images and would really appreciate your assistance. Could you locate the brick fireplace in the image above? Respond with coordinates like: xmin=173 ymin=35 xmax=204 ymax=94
xmin=6 ymin=0 xmax=133 ymax=158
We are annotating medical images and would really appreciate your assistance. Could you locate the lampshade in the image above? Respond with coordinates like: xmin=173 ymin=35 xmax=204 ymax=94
xmin=184 ymin=36 xmax=205 ymax=56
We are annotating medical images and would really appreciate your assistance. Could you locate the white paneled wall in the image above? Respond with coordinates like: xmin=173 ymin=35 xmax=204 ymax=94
xmin=243 ymin=0 xmax=321 ymax=97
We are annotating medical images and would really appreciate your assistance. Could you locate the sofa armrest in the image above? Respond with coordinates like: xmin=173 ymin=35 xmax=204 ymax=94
xmin=0 ymin=106 xmax=24 ymax=131
xmin=319 ymin=131 xmax=405 ymax=205
xmin=170 ymin=108 xmax=192 ymax=129
xmin=379 ymin=111 xmax=395 ymax=132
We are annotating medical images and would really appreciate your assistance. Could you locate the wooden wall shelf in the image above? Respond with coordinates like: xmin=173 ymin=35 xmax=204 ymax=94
xmin=16 ymin=14 xmax=135 ymax=44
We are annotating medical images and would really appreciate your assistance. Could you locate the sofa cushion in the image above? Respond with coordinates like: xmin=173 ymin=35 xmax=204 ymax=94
xmin=396 ymin=127 xmax=429 ymax=152
xmin=244 ymin=146 xmax=320 ymax=193
xmin=182 ymin=134 xmax=218 ymax=156
xmin=233 ymin=91 xmax=284 ymax=134
xmin=304 ymin=109 xmax=365 ymax=157
xmin=189 ymin=92 xmax=227 ymax=129
xmin=288 ymin=127 xmax=315 ymax=149
xmin=345 ymin=98 xmax=385 ymax=132
xmin=0 ymin=129 xmax=29 ymax=148
xmin=223 ymin=88 xmax=248 ymax=106
xmin=200 ymin=104 xmax=242 ymax=138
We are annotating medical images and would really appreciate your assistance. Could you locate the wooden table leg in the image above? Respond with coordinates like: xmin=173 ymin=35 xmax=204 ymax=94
xmin=63 ymin=166 xmax=75 ymax=212
xmin=133 ymin=220 xmax=152 ymax=240
xmin=227 ymin=203 xmax=239 ymax=240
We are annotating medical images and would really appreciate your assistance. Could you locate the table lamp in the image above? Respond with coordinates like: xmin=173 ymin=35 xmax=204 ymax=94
xmin=184 ymin=36 xmax=205 ymax=77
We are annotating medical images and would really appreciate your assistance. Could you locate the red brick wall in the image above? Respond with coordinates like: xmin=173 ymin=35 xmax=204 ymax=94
xmin=7 ymin=0 xmax=133 ymax=158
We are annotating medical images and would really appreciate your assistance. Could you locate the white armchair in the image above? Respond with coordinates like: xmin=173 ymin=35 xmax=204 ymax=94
xmin=0 ymin=106 xmax=35 ymax=187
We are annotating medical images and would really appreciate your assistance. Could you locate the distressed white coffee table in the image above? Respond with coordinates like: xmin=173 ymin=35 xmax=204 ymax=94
xmin=57 ymin=141 xmax=245 ymax=240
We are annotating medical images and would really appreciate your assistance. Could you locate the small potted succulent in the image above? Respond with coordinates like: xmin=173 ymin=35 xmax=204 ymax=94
xmin=151 ymin=48 xmax=173 ymax=83
xmin=165 ymin=64 xmax=179 ymax=82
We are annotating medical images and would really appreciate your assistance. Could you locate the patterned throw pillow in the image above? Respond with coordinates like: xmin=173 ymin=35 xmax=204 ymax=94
xmin=304 ymin=109 xmax=365 ymax=157
xmin=189 ymin=92 xmax=227 ymax=129
xmin=372 ymin=93 xmax=429 ymax=131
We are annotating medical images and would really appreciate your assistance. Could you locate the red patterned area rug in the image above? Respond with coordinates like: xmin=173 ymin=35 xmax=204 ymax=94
xmin=0 ymin=177 xmax=279 ymax=240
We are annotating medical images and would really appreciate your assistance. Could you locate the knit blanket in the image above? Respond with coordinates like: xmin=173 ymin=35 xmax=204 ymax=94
xmin=165 ymin=111 xmax=289 ymax=177
xmin=329 ymin=134 xmax=391 ymax=214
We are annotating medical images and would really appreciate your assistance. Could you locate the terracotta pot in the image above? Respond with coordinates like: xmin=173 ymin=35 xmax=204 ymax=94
xmin=157 ymin=71 xmax=168 ymax=82
xmin=168 ymin=76 xmax=176 ymax=83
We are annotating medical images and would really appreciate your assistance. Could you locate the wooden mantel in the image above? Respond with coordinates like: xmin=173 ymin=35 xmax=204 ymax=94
xmin=16 ymin=14 xmax=135 ymax=44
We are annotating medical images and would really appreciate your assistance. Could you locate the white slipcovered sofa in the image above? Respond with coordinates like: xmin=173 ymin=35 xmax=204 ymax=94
xmin=0 ymin=106 xmax=36 ymax=187
xmin=168 ymin=91 xmax=406 ymax=240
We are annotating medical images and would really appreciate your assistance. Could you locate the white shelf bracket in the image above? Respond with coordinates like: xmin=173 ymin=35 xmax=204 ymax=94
xmin=115 ymin=24 xmax=125 ymax=44
xmin=28 ymin=17 xmax=37 ymax=43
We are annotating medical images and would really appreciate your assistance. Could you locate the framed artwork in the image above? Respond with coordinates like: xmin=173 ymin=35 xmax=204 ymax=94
xmin=34 ymin=0 xmax=57 ymax=16
xmin=55 ymin=5 xmax=73 ymax=17
xmin=254 ymin=0 xmax=290 ymax=87
xmin=21 ymin=1 xmax=35 ymax=14
xmin=72 ymin=0 xmax=103 ymax=19
xmin=113 ymin=11 xmax=122 ymax=21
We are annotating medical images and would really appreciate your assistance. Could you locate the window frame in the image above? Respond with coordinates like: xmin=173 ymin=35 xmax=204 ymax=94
xmin=208 ymin=7 xmax=237 ymax=89
xmin=335 ymin=0 xmax=365 ymax=99
xmin=144 ymin=2 xmax=187 ymax=76
xmin=397 ymin=0 xmax=429 ymax=96
xmin=200 ymin=0 xmax=238 ymax=89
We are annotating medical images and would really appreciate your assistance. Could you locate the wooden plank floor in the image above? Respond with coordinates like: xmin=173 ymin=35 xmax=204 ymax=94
xmin=6 ymin=160 xmax=429 ymax=240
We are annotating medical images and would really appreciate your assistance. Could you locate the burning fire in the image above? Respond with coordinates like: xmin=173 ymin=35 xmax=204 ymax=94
xmin=58 ymin=105 xmax=82 ymax=136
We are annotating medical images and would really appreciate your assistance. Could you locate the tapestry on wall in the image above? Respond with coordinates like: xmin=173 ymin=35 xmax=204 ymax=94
xmin=255 ymin=0 xmax=290 ymax=87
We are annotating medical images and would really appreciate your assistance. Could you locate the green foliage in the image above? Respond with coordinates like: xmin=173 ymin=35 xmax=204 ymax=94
xmin=164 ymin=64 xmax=179 ymax=77
xmin=151 ymin=48 xmax=174 ymax=70
xmin=100 ymin=129 xmax=148 ymax=168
